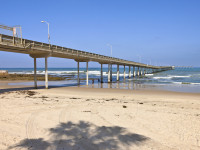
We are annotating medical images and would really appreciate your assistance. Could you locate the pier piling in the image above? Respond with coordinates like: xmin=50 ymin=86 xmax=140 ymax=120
xmin=45 ymin=57 xmax=48 ymax=89
xmin=108 ymin=64 xmax=110 ymax=83
xmin=110 ymin=64 xmax=112 ymax=81
xmin=77 ymin=62 xmax=80 ymax=84
xmin=34 ymin=58 xmax=37 ymax=89
xmin=124 ymin=65 xmax=126 ymax=80
xmin=101 ymin=64 xmax=103 ymax=83
xmin=86 ymin=62 xmax=89 ymax=85
xmin=117 ymin=65 xmax=119 ymax=81
xmin=133 ymin=66 xmax=136 ymax=77
xmin=129 ymin=66 xmax=131 ymax=78
xmin=137 ymin=67 xmax=140 ymax=76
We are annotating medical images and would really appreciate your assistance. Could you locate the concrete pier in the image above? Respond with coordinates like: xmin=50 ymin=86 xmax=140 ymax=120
xmin=101 ymin=64 xmax=103 ymax=83
xmin=108 ymin=64 xmax=110 ymax=82
xmin=110 ymin=64 xmax=112 ymax=81
xmin=129 ymin=66 xmax=131 ymax=78
xmin=86 ymin=62 xmax=89 ymax=85
xmin=34 ymin=58 xmax=37 ymax=89
xmin=45 ymin=57 xmax=48 ymax=89
xmin=140 ymin=68 xmax=143 ymax=76
xmin=0 ymin=33 xmax=174 ymax=88
xmin=137 ymin=67 xmax=140 ymax=76
xmin=77 ymin=62 xmax=80 ymax=84
xmin=117 ymin=65 xmax=119 ymax=81
xmin=124 ymin=65 xmax=126 ymax=79
xmin=133 ymin=66 xmax=136 ymax=77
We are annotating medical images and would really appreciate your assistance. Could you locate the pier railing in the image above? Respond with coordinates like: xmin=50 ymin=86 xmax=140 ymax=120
xmin=0 ymin=34 xmax=173 ymax=70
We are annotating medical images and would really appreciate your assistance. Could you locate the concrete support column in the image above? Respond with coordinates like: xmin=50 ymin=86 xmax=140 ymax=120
xmin=137 ymin=67 xmax=140 ymax=76
xmin=140 ymin=68 xmax=143 ymax=76
xmin=101 ymin=64 xmax=103 ymax=83
xmin=45 ymin=57 xmax=48 ymax=89
xmin=144 ymin=68 xmax=146 ymax=75
xmin=133 ymin=66 xmax=136 ymax=77
xmin=129 ymin=66 xmax=131 ymax=78
xmin=108 ymin=64 xmax=110 ymax=82
xmin=34 ymin=58 xmax=37 ymax=89
xmin=86 ymin=62 xmax=89 ymax=85
xmin=117 ymin=64 xmax=119 ymax=81
xmin=77 ymin=62 xmax=80 ymax=84
xmin=124 ymin=65 xmax=126 ymax=79
xmin=110 ymin=64 xmax=112 ymax=81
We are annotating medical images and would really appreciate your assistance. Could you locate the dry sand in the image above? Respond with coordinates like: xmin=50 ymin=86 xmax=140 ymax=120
xmin=0 ymin=84 xmax=200 ymax=150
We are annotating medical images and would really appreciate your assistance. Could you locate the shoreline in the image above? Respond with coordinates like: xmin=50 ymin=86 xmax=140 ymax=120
xmin=1 ymin=67 xmax=200 ymax=94
xmin=1 ymin=79 xmax=200 ymax=94
xmin=0 ymin=74 xmax=65 ymax=81
xmin=1 ymin=80 xmax=200 ymax=96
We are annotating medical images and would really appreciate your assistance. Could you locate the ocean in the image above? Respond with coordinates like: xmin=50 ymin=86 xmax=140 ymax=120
xmin=1 ymin=67 xmax=200 ymax=93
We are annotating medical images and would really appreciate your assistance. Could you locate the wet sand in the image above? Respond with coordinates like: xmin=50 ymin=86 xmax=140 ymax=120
xmin=0 ymin=83 xmax=200 ymax=150
xmin=0 ymin=74 xmax=65 ymax=81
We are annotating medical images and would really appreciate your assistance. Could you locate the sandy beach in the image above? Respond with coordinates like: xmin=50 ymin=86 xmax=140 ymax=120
xmin=0 ymin=83 xmax=200 ymax=150
xmin=1 ymin=0 xmax=200 ymax=149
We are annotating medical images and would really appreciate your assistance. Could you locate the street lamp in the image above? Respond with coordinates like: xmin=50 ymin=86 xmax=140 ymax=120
xmin=41 ymin=20 xmax=50 ymax=44
xmin=13 ymin=25 xmax=22 ymax=44
xmin=107 ymin=44 xmax=113 ymax=81
xmin=137 ymin=55 xmax=142 ymax=63
xmin=41 ymin=20 xmax=50 ymax=89
xmin=107 ymin=44 xmax=112 ymax=57
xmin=149 ymin=59 xmax=152 ymax=65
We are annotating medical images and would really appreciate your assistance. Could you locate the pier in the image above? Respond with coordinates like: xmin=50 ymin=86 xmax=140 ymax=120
xmin=0 ymin=25 xmax=173 ymax=89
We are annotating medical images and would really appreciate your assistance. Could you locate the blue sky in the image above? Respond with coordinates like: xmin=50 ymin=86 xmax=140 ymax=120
xmin=0 ymin=0 xmax=200 ymax=68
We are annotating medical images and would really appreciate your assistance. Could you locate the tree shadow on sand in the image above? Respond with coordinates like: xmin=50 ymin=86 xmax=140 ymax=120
xmin=8 ymin=121 xmax=149 ymax=150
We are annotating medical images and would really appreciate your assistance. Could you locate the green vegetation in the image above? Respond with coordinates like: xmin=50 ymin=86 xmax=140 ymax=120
xmin=182 ymin=82 xmax=191 ymax=84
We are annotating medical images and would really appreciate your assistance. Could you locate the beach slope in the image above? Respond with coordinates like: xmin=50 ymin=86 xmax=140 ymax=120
xmin=0 ymin=86 xmax=200 ymax=150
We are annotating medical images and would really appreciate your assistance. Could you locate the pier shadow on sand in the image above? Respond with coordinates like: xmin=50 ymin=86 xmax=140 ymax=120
xmin=8 ymin=121 xmax=149 ymax=150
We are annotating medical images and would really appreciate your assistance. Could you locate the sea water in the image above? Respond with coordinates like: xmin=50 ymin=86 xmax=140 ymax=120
xmin=1 ymin=67 xmax=200 ymax=93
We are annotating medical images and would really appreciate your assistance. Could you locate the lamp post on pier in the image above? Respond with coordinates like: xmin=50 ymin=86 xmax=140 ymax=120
xmin=41 ymin=20 xmax=50 ymax=89
xmin=41 ymin=21 xmax=50 ymax=44
xmin=107 ymin=44 xmax=113 ymax=82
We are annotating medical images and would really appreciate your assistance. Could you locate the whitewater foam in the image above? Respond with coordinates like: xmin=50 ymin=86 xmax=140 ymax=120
xmin=153 ymin=75 xmax=191 ymax=80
